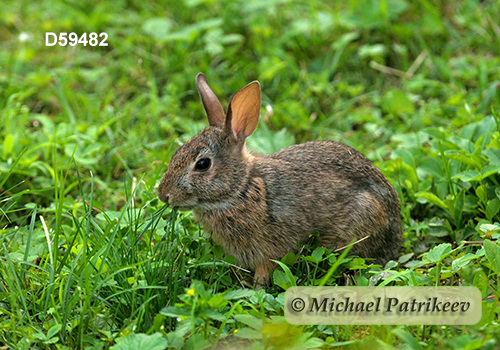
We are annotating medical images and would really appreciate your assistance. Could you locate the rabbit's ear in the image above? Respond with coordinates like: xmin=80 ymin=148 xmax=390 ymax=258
xmin=225 ymin=81 xmax=261 ymax=140
xmin=196 ymin=73 xmax=225 ymax=127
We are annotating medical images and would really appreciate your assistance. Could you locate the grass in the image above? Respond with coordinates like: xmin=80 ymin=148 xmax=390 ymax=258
xmin=1 ymin=0 xmax=500 ymax=348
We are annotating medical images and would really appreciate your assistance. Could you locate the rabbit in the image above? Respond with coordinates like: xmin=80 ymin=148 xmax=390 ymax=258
xmin=158 ymin=73 xmax=402 ymax=286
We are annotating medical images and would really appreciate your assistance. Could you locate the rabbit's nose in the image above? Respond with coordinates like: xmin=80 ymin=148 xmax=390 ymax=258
xmin=158 ymin=190 xmax=170 ymax=204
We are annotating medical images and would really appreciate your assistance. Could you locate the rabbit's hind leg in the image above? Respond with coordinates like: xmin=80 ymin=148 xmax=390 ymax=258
xmin=254 ymin=261 xmax=277 ymax=288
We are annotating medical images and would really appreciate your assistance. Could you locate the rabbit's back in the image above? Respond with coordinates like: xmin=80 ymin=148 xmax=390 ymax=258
xmin=254 ymin=140 xmax=401 ymax=263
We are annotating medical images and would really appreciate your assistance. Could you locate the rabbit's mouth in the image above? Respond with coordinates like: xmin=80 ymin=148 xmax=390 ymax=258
xmin=177 ymin=205 xmax=194 ymax=211
xmin=171 ymin=197 xmax=198 ymax=211
xmin=177 ymin=200 xmax=233 ymax=213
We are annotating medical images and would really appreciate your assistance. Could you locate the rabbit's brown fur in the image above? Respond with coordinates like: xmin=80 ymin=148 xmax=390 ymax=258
xmin=158 ymin=73 xmax=402 ymax=285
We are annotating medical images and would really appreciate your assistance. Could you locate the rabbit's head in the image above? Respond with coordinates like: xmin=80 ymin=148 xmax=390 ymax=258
xmin=158 ymin=73 xmax=261 ymax=211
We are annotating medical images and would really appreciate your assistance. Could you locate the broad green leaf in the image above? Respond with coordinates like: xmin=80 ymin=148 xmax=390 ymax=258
xmin=261 ymin=319 xmax=305 ymax=349
xmin=424 ymin=243 xmax=452 ymax=263
xmin=444 ymin=151 xmax=483 ymax=168
xmin=475 ymin=248 xmax=485 ymax=257
xmin=311 ymin=247 xmax=326 ymax=263
xmin=398 ymin=253 xmax=414 ymax=264
xmin=485 ymin=148 xmax=500 ymax=165
xmin=486 ymin=199 xmax=500 ymax=221
xmin=452 ymin=170 xmax=480 ymax=182
xmin=247 ymin=124 xmax=295 ymax=154
xmin=273 ymin=269 xmax=291 ymax=290
xmin=84 ymin=342 xmax=105 ymax=350
xmin=183 ymin=333 xmax=212 ymax=349
xmin=233 ymin=327 xmax=262 ymax=339
xmin=273 ymin=260 xmax=297 ymax=289
xmin=480 ymin=164 xmax=500 ymax=179
xmin=200 ymin=309 xmax=225 ymax=322
xmin=173 ymin=319 xmax=193 ymax=338
xmin=165 ymin=332 xmax=184 ymax=349
xmin=303 ymin=336 xmax=327 ymax=348
xmin=416 ymin=192 xmax=448 ymax=210
xmin=302 ymin=255 xmax=319 ymax=263
xmin=476 ymin=185 xmax=488 ymax=204
xmin=208 ymin=294 xmax=227 ymax=309
xmin=392 ymin=149 xmax=415 ymax=169
xmin=478 ymin=223 xmax=500 ymax=235
xmin=456 ymin=165 xmax=500 ymax=182
xmin=392 ymin=329 xmax=424 ymax=350
xmin=398 ymin=162 xmax=419 ymax=188
xmin=44 ymin=337 xmax=60 ymax=344
xmin=160 ymin=306 xmax=190 ymax=318
xmin=224 ymin=289 xmax=255 ymax=300
xmin=357 ymin=276 xmax=369 ymax=286
xmin=483 ymin=239 xmax=500 ymax=274
xmin=418 ymin=158 xmax=445 ymax=179
xmin=233 ymin=314 xmax=263 ymax=330
xmin=111 ymin=333 xmax=168 ymax=350
xmin=473 ymin=270 xmax=488 ymax=297
xmin=46 ymin=324 xmax=62 ymax=339
xmin=446 ymin=335 xmax=481 ymax=350
xmin=280 ymin=252 xmax=297 ymax=266
xmin=451 ymin=253 xmax=476 ymax=272
xmin=33 ymin=333 xmax=48 ymax=341
xmin=423 ymin=127 xmax=452 ymax=143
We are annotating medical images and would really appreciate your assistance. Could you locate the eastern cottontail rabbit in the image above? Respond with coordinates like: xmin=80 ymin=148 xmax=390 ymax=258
xmin=158 ymin=73 xmax=402 ymax=285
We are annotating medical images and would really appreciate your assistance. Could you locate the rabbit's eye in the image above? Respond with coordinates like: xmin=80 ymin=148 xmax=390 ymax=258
xmin=194 ymin=158 xmax=211 ymax=171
